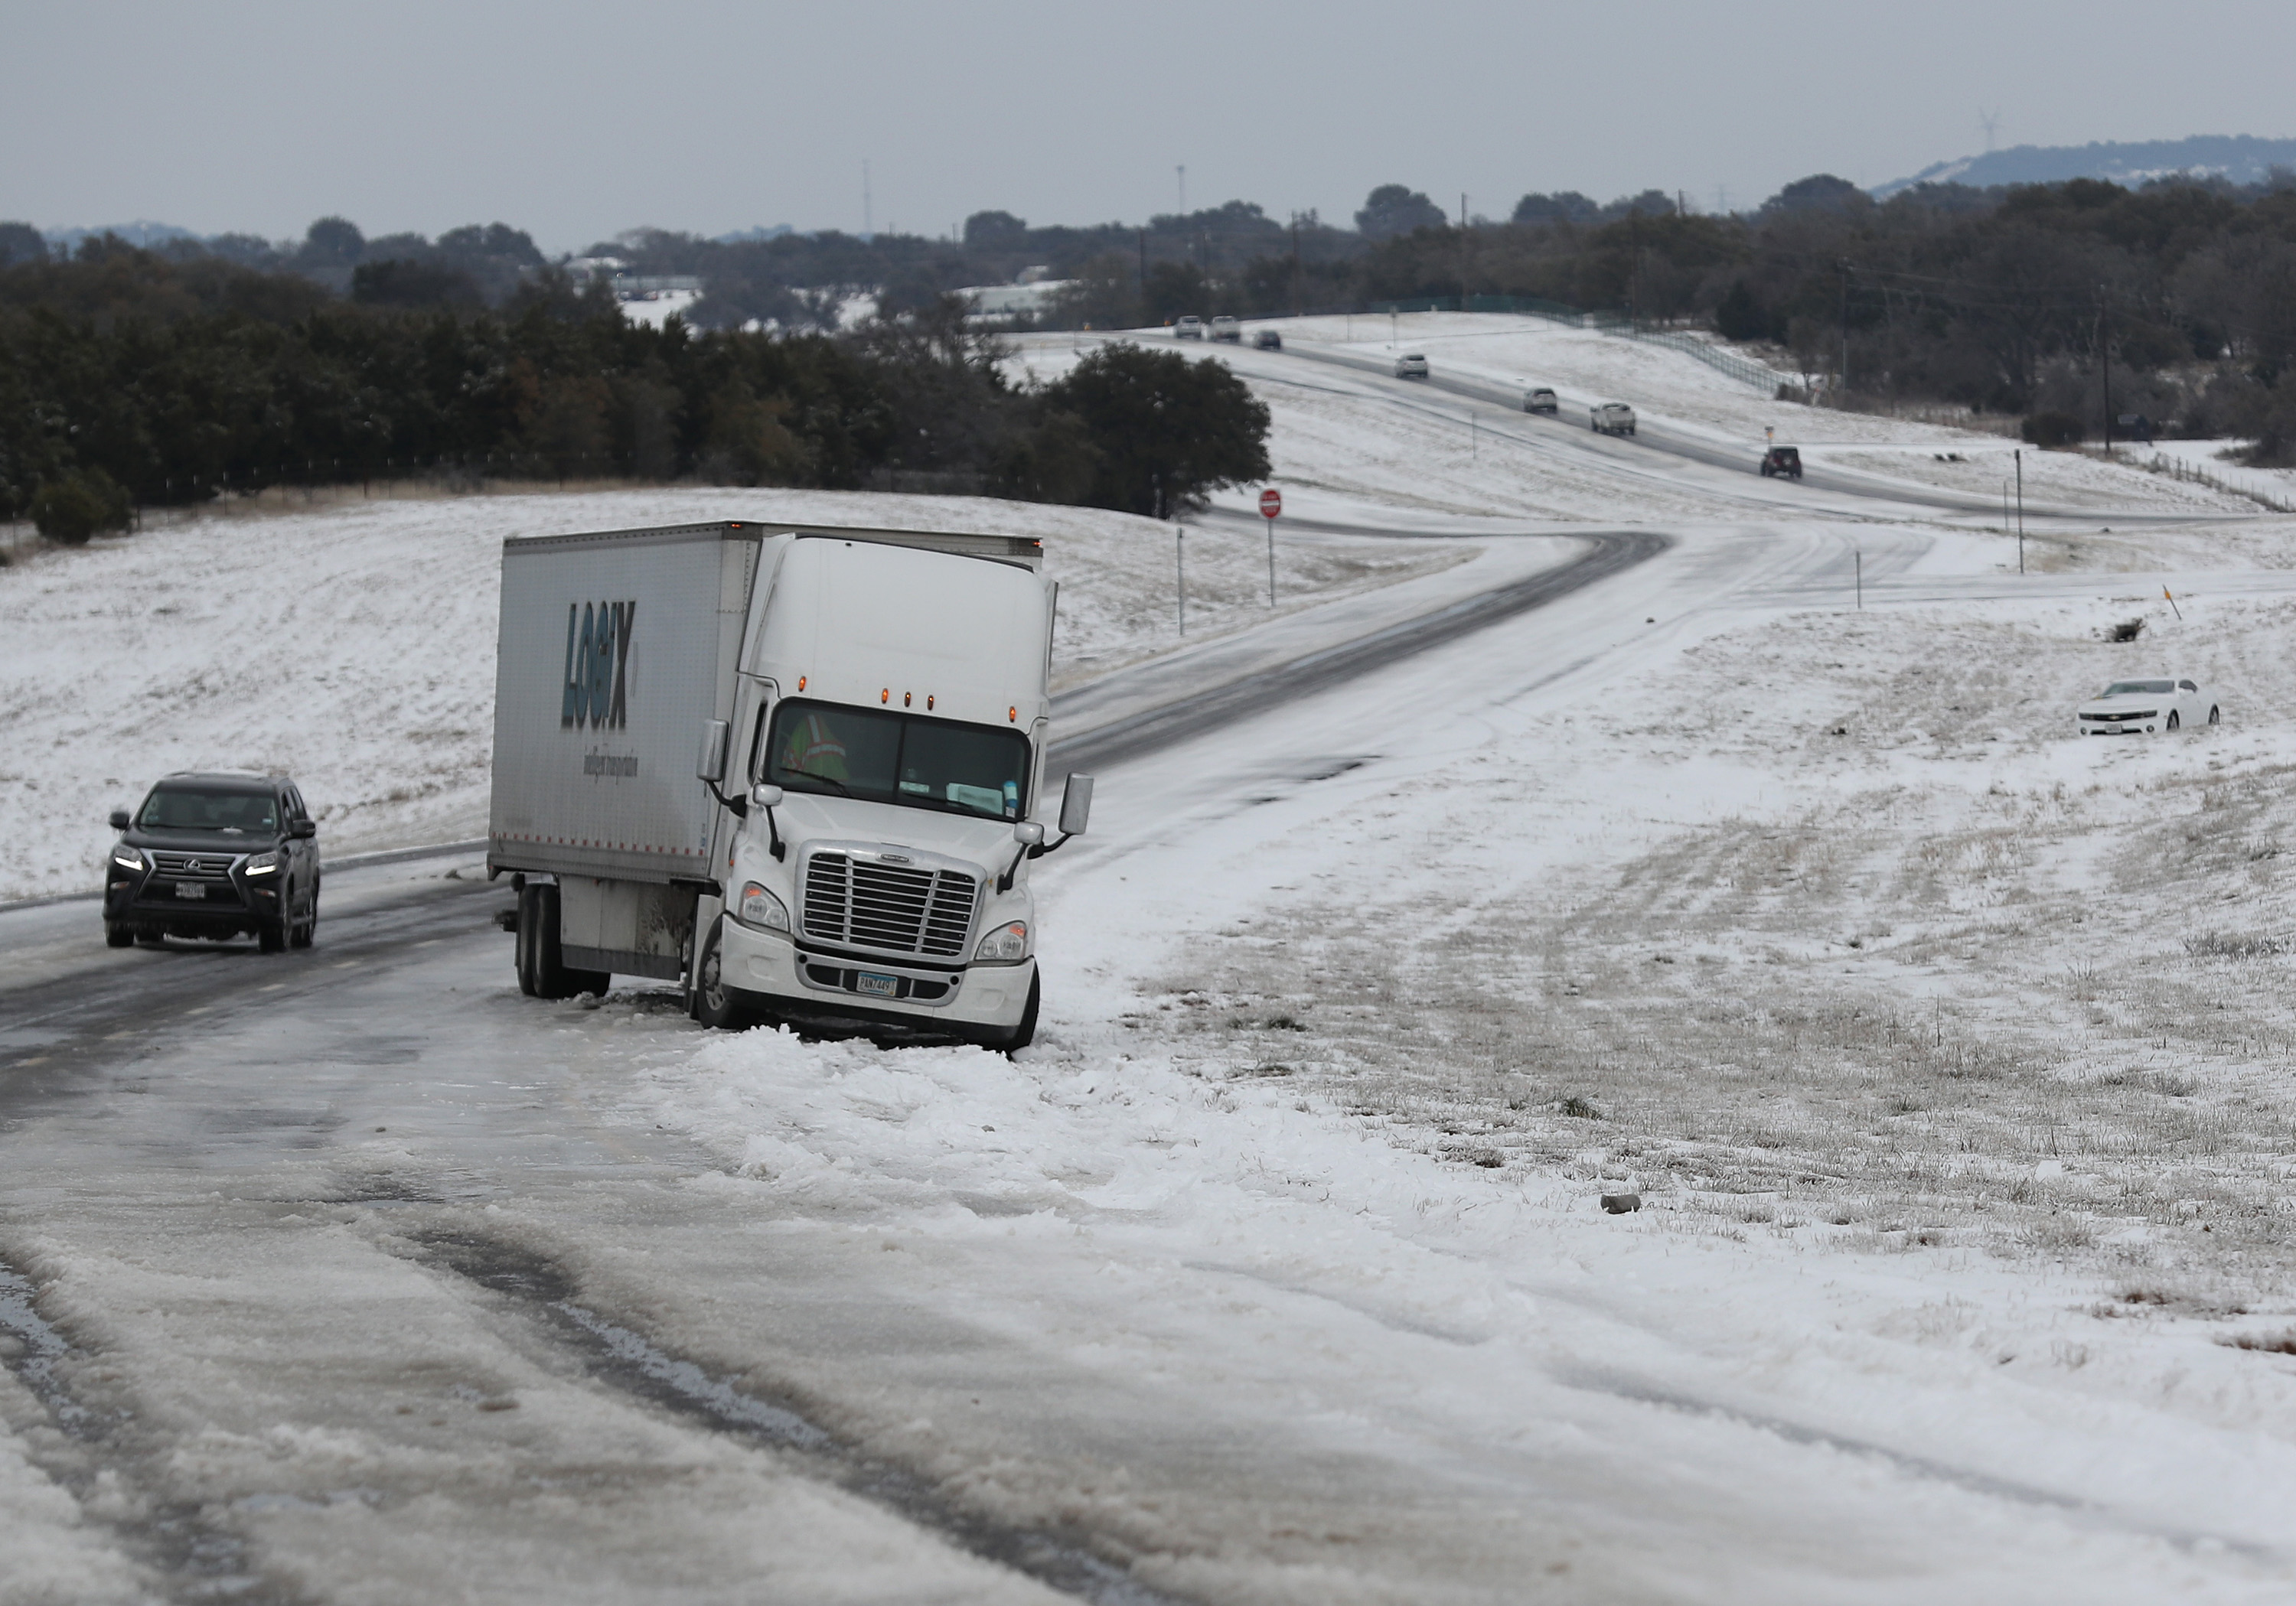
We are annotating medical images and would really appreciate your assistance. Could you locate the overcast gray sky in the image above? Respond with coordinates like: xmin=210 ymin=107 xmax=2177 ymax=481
xmin=7 ymin=0 xmax=2292 ymax=251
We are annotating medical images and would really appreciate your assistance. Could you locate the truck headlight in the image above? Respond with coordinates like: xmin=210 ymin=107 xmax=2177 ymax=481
xmin=738 ymin=881 xmax=790 ymax=931
xmin=975 ymin=920 xmax=1029 ymax=964
xmin=112 ymin=849 xmax=145 ymax=871
xmin=243 ymin=851 xmax=280 ymax=876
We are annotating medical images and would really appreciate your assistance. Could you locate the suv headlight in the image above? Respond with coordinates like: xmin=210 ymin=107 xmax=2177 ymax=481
xmin=111 ymin=848 xmax=145 ymax=872
xmin=243 ymin=850 xmax=280 ymax=876
xmin=738 ymin=881 xmax=790 ymax=931
xmin=975 ymin=920 xmax=1029 ymax=964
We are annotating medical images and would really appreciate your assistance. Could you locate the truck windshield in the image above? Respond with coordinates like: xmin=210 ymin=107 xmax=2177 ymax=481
xmin=765 ymin=700 xmax=1030 ymax=821
xmin=138 ymin=787 xmax=277 ymax=833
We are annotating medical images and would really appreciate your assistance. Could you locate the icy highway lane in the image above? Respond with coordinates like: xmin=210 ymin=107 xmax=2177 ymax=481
xmin=6 ymin=510 xmax=2291 ymax=1603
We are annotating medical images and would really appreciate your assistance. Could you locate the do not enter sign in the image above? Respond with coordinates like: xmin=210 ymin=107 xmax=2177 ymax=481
xmin=1258 ymin=487 xmax=1282 ymax=519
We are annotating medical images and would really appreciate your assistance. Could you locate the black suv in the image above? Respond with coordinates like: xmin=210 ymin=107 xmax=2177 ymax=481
xmin=104 ymin=773 xmax=320 ymax=953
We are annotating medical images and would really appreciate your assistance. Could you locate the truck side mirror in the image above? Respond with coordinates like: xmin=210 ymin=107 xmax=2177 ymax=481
xmin=1058 ymin=774 xmax=1094 ymax=838
xmin=751 ymin=783 xmax=784 ymax=809
xmin=109 ymin=807 xmax=131 ymax=831
xmin=1013 ymin=821 xmax=1045 ymax=847
xmin=696 ymin=718 xmax=729 ymax=784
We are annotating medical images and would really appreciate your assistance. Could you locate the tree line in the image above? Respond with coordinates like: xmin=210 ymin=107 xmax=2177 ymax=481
xmin=0 ymin=239 xmax=1270 ymax=541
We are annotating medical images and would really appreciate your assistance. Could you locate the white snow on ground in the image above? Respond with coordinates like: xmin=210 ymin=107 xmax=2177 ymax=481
xmin=614 ymin=509 xmax=2296 ymax=1597
xmin=0 ymin=1367 xmax=148 ymax=1604
xmin=614 ymin=288 xmax=703 ymax=329
xmin=0 ymin=488 xmax=1459 ymax=902
xmin=2141 ymin=438 xmax=2296 ymax=508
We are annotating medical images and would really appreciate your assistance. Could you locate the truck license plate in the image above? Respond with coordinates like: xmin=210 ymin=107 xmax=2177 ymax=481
xmin=174 ymin=882 xmax=207 ymax=900
xmin=855 ymin=972 xmax=899 ymax=998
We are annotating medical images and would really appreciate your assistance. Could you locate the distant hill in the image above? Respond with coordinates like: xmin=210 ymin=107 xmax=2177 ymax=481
xmin=1874 ymin=135 xmax=2296 ymax=197
xmin=39 ymin=220 xmax=201 ymax=251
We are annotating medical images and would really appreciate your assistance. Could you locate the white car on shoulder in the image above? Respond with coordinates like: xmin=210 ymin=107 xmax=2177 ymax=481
xmin=1394 ymin=353 xmax=1429 ymax=379
xmin=2076 ymin=676 xmax=2219 ymax=736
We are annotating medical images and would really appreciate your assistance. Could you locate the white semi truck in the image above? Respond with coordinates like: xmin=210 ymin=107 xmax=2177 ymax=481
xmin=485 ymin=519 xmax=1091 ymax=1050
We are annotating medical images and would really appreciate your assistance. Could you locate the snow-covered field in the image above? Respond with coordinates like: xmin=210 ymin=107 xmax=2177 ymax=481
xmin=0 ymin=488 xmax=1460 ymax=901
xmin=16 ymin=318 xmax=2296 ymax=1598
xmin=618 ymin=530 xmax=2296 ymax=1596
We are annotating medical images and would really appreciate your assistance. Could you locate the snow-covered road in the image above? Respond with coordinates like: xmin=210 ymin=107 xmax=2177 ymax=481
xmin=9 ymin=320 xmax=2296 ymax=1603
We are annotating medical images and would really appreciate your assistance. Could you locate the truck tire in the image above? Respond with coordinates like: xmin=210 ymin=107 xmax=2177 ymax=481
xmin=523 ymin=881 xmax=608 ymax=999
xmin=975 ymin=972 xmax=1039 ymax=1056
xmin=514 ymin=884 xmax=539 ymax=995
xmin=104 ymin=921 xmax=133 ymax=949
xmin=689 ymin=917 xmax=752 ymax=1030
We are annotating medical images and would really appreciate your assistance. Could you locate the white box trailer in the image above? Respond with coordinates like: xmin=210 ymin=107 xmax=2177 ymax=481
xmin=487 ymin=520 xmax=1091 ymax=1049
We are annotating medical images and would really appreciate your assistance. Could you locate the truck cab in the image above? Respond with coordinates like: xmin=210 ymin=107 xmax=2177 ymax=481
xmin=698 ymin=533 xmax=1075 ymax=1048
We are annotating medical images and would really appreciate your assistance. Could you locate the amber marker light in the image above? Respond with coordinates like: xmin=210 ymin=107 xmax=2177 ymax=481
xmin=1008 ymin=706 xmax=1018 ymax=722
xmin=926 ymin=695 xmax=934 ymax=710
xmin=903 ymin=692 xmax=912 ymax=707
xmin=797 ymin=676 xmax=806 ymax=690
xmin=882 ymin=689 xmax=890 ymax=703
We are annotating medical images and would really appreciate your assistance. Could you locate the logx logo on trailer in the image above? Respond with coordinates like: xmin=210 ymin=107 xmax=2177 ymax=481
xmin=562 ymin=601 xmax=635 ymax=729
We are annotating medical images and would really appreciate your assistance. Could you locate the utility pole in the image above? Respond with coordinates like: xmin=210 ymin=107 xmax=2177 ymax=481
xmin=2097 ymin=289 xmax=2114 ymax=455
xmin=2016 ymin=448 xmax=2024 ymax=572
xmin=863 ymin=158 xmax=872 ymax=237
xmin=1628 ymin=207 xmax=1640 ymax=329
xmin=1837 ymin=259 xmax=1851 ymax=402
xmin=1291 ymin=214 xmax=1302 ymax=315
xmin=1138 ymin=228 xmax=1148 ymax=321
xmin=1459 ymin=192 xmax=1469 ymax=310
xmin=1176 ymin=165 xmax=1186 ymax=214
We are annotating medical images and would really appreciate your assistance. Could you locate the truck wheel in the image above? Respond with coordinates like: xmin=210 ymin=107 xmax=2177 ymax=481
xmin=689 ymin=918 xmax=751 ymax=1030
xmin=105 ymin=922 xmax=133 ymax=949
xmin=976 ymin=972 xmax=1039 ymax=1056
xmin=523 ymin=882 xmax=608 ymax=999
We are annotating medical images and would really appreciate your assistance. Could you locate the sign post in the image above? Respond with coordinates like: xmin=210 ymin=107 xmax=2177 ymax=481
xmin=1259 ymin=487 xmax=1282 ymax=606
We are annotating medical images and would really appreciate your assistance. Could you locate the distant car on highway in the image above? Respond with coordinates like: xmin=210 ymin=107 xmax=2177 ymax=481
xmin=103 ymin=771 xmax=321 ymax=953
xmin=1760 ymin=445 xmax=1802 ymax=479
xmin=1253 ymin=327 xmax=1283 ymax=350
xmin=1591 ymin=402 xmax=1636 ymax=435
xmin=2076 ymin=678 xmax=2219 ymax=736
xmin=1523 ymin=387 xmax=1558 ymax=414
xmin=1394 ymin=353 xmax=1429 ymax=379
xmin=1175 ymin=316 xmax=1205 ymax=340
xmin=1210 ymin=316 xmax=1241 ymax=343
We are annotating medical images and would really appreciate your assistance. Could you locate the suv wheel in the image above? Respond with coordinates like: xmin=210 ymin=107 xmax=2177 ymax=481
xmin=105 ymin=921 xmax=133 ymax=949
xmin=258 ymin=922 xmax=287 ymax=954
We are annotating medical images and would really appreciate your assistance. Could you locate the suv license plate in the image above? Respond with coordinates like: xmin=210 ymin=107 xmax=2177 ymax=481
xmin=174 ymin=883 xmax=207 ymax=900
xmin=854 ymin=972 xmax=899 ymax=998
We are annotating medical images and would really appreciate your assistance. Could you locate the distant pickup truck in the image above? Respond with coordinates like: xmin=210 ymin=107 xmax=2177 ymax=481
xmin=1210 ymin=316 xmax=1241 ymax=343
xmin=1591 ymin=402 xmax=1636 ymax=436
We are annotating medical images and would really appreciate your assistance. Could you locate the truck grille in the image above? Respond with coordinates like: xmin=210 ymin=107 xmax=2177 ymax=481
xmin=150 ymin=851 xmax=238 ymax=881
xmin=803 ymin=852 xmax=977 ymax=958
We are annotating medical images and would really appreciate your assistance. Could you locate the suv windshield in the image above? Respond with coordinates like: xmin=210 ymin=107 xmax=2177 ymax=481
xmin=2102 ymin=680 xmax=2174 ymax=695
xmin=765 ymin=700 xmax=1029 ymax=820
xmin=138 ymin=786 xmax=277 ymax=834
